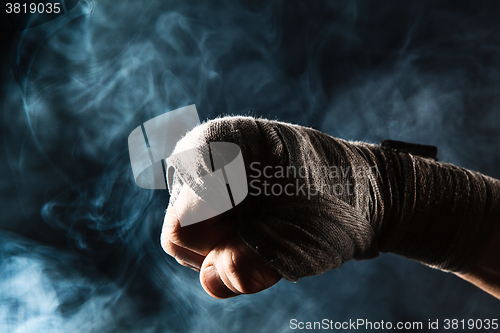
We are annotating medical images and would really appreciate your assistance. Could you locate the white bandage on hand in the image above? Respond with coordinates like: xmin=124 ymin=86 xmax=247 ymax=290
xmin=165 ymin=116 xmax=500 ymax=281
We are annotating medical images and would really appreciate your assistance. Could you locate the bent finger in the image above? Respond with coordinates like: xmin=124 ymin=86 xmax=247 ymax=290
xmin=162 ymin=204 xmax=237 ymax=257
xmin=199 ymin=235 xmax=282 ymax=299
xmin=160 ymin=235 xmax=205 ymax=271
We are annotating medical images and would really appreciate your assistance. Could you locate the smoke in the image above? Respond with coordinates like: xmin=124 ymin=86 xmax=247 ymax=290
xmin=1 ymin=0 xmax=500 ymax=332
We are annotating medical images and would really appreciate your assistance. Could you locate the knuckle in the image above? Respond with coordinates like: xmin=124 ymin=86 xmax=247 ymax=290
xmin=221 ymin=247 xmax=250 ymax=292
xmin=161 ymin=224 xmax=183 ymax=248
xmin=225 ymin=249 xmax=240 ymax=277
xmin=160 ymin=237 xmax=178 ymax=258
xmin=175 ymin=258 xmax=196 ymax=270
xmin=161 ymin=237 xmax=201 ymax=271
xmin=221 ymin=243 xmax=270 ymax=294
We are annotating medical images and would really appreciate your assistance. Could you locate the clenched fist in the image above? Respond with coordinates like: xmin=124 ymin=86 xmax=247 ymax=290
xmin=160 ymin=116 xmax=500 ymax=299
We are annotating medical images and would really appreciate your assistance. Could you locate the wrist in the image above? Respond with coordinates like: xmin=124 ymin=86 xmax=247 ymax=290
xmin=374 ymin=145 xmax=500 ymax=273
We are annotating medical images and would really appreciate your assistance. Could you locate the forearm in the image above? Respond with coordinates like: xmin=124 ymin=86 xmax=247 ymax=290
xmin=163 ymin=116 xmax=500 ymax=299
xmin=457 ymin=223 xmax=500 ymax=299
xmin=372 ymin=143 xmax=500 ymax=298
xmin=365 ymin=143 xmax=500 ymax=274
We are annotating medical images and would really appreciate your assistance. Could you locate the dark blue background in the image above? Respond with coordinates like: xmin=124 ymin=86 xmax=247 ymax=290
xmin=1 ymin=0 xmax=500 ymax=331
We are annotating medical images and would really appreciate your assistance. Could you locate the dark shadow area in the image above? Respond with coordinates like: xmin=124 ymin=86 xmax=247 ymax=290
xmin=1 ymin=0 xmax=500 ymax=331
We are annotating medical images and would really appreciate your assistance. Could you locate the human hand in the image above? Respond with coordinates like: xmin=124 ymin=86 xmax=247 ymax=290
xmin=160 ymin=116 xmax=500 ymax=299
xmin=161 ymin=203 xmax=282 ymax=298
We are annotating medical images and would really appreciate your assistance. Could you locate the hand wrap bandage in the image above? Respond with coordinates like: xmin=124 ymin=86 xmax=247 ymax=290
xmin=166 ymin=116 xmax=500 ymax=281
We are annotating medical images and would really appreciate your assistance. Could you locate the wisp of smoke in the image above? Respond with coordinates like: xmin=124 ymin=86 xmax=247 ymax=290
xmin=2 ymin=0 xmax=500 ymax=332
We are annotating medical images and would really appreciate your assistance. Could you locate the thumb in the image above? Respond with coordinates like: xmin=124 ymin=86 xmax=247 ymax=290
xmin=200 ymin=235 xmax=282 ymax=299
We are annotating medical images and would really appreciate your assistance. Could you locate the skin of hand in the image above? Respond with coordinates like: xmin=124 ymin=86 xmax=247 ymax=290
xmin=456 ymin=224 xmax=500 ymax=299
xmin=161 ymin=201 xmax=500 ymax=299
xmin=159 ymin=116 xmax=500 ymax=300
xmin=161 ymin=204 xmax=282 ymax=298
